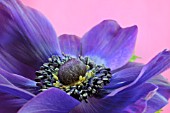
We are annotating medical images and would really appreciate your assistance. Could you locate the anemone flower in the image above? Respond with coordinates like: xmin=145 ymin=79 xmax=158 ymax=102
xmin=0 ymin=0 xmax=170 ymax=113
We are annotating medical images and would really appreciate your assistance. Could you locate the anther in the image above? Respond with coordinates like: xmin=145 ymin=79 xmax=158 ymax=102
xmin=35 ymin=53 xmax=112 ymax=102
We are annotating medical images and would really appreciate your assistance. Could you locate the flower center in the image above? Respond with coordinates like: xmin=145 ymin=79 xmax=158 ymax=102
xmin=58 ymin=58 xmax=87 ymax=85
xmin=35 ymin=53 xmax=112 ymax=102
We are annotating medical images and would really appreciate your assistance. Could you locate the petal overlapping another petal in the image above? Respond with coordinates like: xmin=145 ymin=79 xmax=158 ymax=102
xmin=81 ymin=20 xmax=137 ymax=70
xmin=71 ymin=83 xmax=157 ymax=113
xmin=108 ymin=50 xmax=170 ymax=97
xmin=0 ymin=93 xmax=27 ymax=113
xmin=0 ymin=0 xmax=60 ymax=79
xmin=59 ymin=34 xmax=81 ymax=57
xmin=18 ymin=88 xmax=80 ymax=113
xmin=0 ymin=68 xmax=37 ymax=94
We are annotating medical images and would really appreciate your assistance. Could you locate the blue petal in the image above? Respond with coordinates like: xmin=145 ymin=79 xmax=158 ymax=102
xmin=94 ymin=67 xmax=141 ymax=99
xmin=18 ymin=88 xmax=80 ymax=113
xmin=0 ymin=69 xmax=35 ymax=113
xmin=71 ymin=83 xmax=157 ymax=113
xmin=0 ymin=73 xmax=13 ymax=85
xmin=0 ymin=93 xmax=27 ymax=113
xmin=111 ymin=62 xmax=143 ymax=74
xmin=0 ymin=68 xmax=38 ymax=94
xmin=123 ymin=99 xmax=147 ymax=113
xmin=148 ymin=75 xmax=170 ymax=100
xmin=143 ymin=75 xmax=170 ymax=112
xmin=131 ymin=50 xmax=170 ymax=87
xmin=104 ymin=66 xmax=142 ymax=90
xmin=145 ymin=93 xmax=168 ymax=112
xmin=108 ymin=50 xmax=170 ymax=96
xmin=0 ymin=0 xmax=60 ymax=79
xmin=0 ymin=50 xmax=37 ymax=79
xmin=122 ymin=83 xmax=157 ymax=113
xmin=0 ymin=84 xmax=35 ymax=100
xmin=0 ymin=73 xmax=35 ymax=100
xmin=59 ymin=34 xmax=81 ymax=57
xmin=81 ymin=20 xmax=137 ymax=70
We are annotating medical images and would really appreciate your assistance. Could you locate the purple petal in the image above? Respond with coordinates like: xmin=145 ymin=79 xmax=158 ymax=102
xmin=131 ymin=50 xmax=170 ymax=86
xmin=0 ymin=71 xmax=35 ymax=100
xmin=71 ymin=83 xmax=156 ymax=113
xmin=108 ymin=50 xmax=170 ymax=96
xmin=59 ymin=34 xmax=81 ymax=57
xmin=0 ymin=73 xmax=13 ymax=85
xmin=104 ymin=66 xmax=142 ymax=90
xmin=122 ymin=84 xmax=157 ymax=113
xmin=144 ymin=75 xmax=170 ymax=112
xmin=0 ymin=68 xmax=37 ymax=94
xmin=111 ymin=62 xmax=143 ymax=74
xmin=96 ymin=66 xmax=142 ymax=98
xmin=148 ymin=75 xmax=170 ymax=99
xmin=0 ymin=93 xmax=27 ymax=113
xmin=98 ymin=64 xmax=142 ymax=98
xmin=18 ymin=88 xmax=80 ymax=113
xmin=81 ymin=20 xmax=137 ymax=70
xmin=0 ymin=50 xmax=37 ymax=79
xmin=123 ymin=99 xmax=147 ymax=113
xmin=0 ymin=84 xmax=35 ymax=100
xmin=145 ymin=93 xmax=168 ymax=112
xmin=0 ymin=0 xmax=60 ymax=79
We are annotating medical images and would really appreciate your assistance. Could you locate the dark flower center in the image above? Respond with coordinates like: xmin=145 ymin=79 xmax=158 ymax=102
xmin=58 ymin=58 xmax=87 ymax=85
xmin=35 ymin=53 xmax=112 ymax=102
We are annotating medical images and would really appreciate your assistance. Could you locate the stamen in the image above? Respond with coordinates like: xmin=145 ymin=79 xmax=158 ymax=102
xmin=35 ymin=53 xmax=112 ymax=102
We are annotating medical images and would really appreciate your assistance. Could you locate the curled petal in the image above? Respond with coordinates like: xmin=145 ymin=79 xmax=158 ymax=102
xmin=116 ymin=75 xmax=170 ymax=113
xmin=145 ymin=93 xmax=168 ymax=112
xmin=123 ymin=99 xmax=147 ymax=113
xmin=108 ymin=50 xmax=170 ymax=96
xmin=131 ymin=50 xmax=170 ymax=87
xmin=104 ymin=66 xmax=142 ymax=90
xmin=82 ymin=20 xmax=137 ymax=70
xmin=71 ymin=83 xmax=157 ymax=113
xmin=148 ymin=75 xmax=170 ymax=99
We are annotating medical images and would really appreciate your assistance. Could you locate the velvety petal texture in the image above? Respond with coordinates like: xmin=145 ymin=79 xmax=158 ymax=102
xmin=148 ymin=75 xmax=170 ymax=100
xmin=0 ymin=73 xmax=35 ymax=99
xmin=143 ymin=75 xmax=170 ymax=112
xmin=0 ymin=73 xmax=34 ymax=113
xmin=0 ymin=93 xmax=27 ymax=113
xmin=71 ymin=83 xmax=157 ymax=113
xmin=108 ymin=50 xmax=170 ymax=97
xmin=0 ymin=49 xmax=37 ymax=79
xmin=123 ymin=99 xmax=147 ymax=113
xmin=0 ymin=68 xmax=38 ymax=94
xmin=59 ymin=34 xmax=81 ymax=57
xmin=133 ymin=50 xmax=170 ymax=87
xmin=104 ymin=66 xmax=142 ymax=90
xmin=145 ymin=93 xmax=168 ymax=112
xmin=0 ymin=0 xmax=60 ymax=79
xmin=81 ymin=20 xmax=137 ymax=70
xmin=0 ymin=84 xmax=35 ymax=100
xmin=0 ymin=0 xmax=170 ymax=112
xmin=18 ymin=88 xmax=80 ymax=113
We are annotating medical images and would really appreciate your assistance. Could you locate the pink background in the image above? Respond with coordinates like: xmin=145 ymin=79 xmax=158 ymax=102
xmin=22 ymin=0 xmax=170 ymax=112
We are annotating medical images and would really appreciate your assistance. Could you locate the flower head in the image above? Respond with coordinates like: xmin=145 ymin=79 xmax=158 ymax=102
xmin=0 ymin=0 xmax=170 ymax=113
